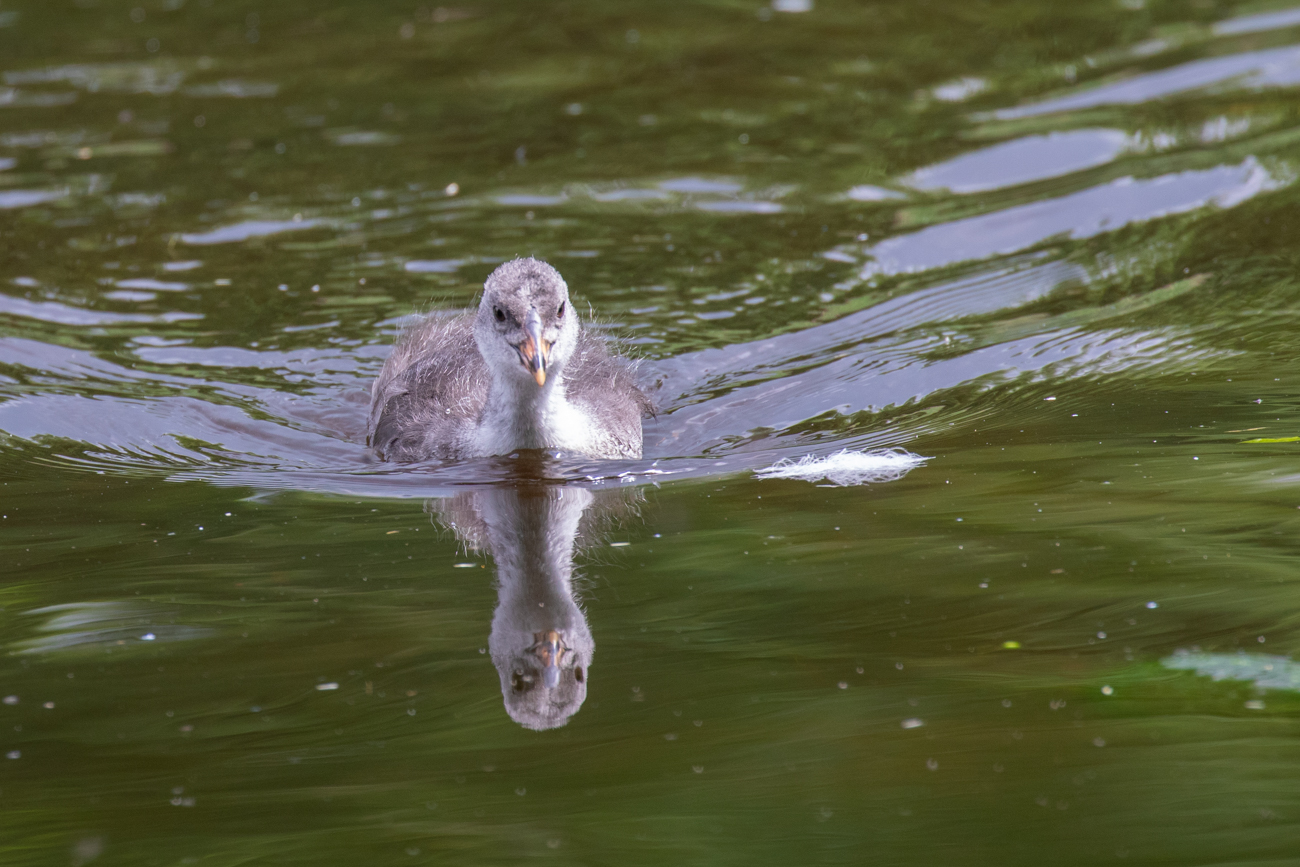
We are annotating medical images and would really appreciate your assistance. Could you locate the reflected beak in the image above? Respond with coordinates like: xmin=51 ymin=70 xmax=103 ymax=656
xmin=518 ymin=316 xmax=550 ymax=387
xmin=537 ymin=629 xmax=563 ymax=689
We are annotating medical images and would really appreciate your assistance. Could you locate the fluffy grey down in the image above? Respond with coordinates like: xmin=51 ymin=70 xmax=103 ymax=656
xmin=367 ymin=259 xmax=651 ymax=461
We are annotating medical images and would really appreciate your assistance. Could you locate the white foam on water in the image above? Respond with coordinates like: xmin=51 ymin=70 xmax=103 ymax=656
xmin=1163 ymin=650 xmax=1300 ymax=691
xmin=754 ymin=448 xmax=928 ymax=486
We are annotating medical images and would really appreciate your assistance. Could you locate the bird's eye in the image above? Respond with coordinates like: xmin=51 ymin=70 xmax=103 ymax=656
xmin=493 ymin=307 xmax=505 ymax=323
xmin=557 ymin=301 xmax=566 ymax=317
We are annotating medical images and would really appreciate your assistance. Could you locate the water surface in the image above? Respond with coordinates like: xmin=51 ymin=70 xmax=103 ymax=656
xmin=4 ymin=1 xmax=1300 ymax=864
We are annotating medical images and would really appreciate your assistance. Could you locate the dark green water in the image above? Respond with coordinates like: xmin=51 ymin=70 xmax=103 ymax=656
xmin=6 ymin=0 xmax=1300 ymax=863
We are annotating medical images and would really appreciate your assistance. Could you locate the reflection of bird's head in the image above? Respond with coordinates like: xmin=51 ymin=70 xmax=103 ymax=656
xmin=429 ymin=483 xmax=600 ymax=731
xmin=474 ymin=258 xmax=579 ymax=388
xmin=495 ymin=627 xmax=592 ymax=731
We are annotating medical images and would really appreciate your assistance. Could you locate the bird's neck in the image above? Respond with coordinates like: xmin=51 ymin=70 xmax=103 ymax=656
xmin=480 ymin=368 xmax=573 ymax=452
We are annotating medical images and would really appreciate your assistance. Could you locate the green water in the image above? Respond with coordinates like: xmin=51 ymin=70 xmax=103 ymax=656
xmin=5 ymin=0 xmax=1300 ymax=863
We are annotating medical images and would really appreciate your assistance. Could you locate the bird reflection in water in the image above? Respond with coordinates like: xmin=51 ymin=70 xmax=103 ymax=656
xmin=427 ymin=456 xmax=639 ymax=730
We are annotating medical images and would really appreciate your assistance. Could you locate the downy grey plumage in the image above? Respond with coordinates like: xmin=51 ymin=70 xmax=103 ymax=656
xmin=368 ymin=258 xmax=651 ymax=461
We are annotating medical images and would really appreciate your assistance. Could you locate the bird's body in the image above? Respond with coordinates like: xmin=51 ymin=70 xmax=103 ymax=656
xmin=368 ymin=259 xmax=650 ymax=461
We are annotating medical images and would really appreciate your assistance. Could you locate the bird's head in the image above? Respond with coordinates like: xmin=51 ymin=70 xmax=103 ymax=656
xmin=475 ymin=258 xmax=578 ymax=388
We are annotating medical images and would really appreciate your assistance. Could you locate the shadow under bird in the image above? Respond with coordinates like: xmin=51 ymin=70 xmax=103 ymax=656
xmin=368 ymin=258 xmax=652 ymax=461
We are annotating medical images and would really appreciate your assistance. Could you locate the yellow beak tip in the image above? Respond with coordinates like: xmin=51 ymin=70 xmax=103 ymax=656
xmin=533 ymin=369 xmax=547 ymax=386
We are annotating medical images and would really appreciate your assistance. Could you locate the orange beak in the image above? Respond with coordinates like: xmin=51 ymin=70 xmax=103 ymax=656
xmin=520 ymin=318 xmax=550 ymax=386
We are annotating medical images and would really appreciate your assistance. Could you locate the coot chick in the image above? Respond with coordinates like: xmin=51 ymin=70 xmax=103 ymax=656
xmin=368 ymin=258 xmax=650 ymax=461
